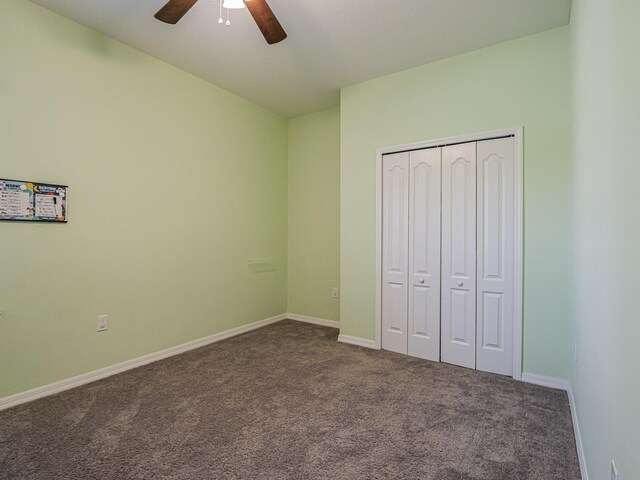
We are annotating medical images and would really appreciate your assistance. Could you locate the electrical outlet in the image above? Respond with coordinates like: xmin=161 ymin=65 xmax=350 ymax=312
xmin=611 ymin=460 xmax=619 ymax=480
xmin=97 ymin=314 xmax=108 ymax=332
xmin=332 ymin=287 xmax=339 ymax=298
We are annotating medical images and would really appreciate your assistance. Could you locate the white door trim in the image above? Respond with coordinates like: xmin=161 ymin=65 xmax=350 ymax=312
xmin=375 ymin=127 xmax=524 ymax=380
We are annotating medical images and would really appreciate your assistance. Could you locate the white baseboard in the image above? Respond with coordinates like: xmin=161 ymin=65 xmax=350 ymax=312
xmin=337 ymin=334 xmax=378 ymax=349
xmin=567 ymin=385 xmax=589 ymax=480
xmin=286 ymin=313 xmax=339 ymax=329
xmin=521 ymin=373 xmax=588 ymax=479
xmin=0 ymin=313 xmax=287 ymax=412
xmin=521 ymin=372 xmax=570 ymax=391
xmin=0 ymin=315 xmax=589 ymax=480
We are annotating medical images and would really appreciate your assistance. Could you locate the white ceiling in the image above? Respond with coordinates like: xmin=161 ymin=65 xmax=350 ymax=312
xmin=30 ymin=0 xmax=571 ymax=118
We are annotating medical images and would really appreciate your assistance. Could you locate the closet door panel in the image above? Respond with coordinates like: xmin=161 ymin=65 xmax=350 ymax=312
xmin=408 ymin=148 xmax=441 ymax=360
xmin=476 ymin=138 xmax=515 ymax=376
xmin=381 ymin=152 xmax=409 ymax=354
xmin=441 ymin=142 xmax=477 ymax=369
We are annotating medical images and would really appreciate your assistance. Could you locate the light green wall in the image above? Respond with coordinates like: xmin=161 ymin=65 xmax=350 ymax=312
xmin=287 ymin=108 xmax=340 ymax=321
xmin=340 ymin=27 xmax=572 ymax=379
xmin=0 ymin=0 xmax=287 ymax=398
xmin=570 ymin=0 xmax=640 ymax=477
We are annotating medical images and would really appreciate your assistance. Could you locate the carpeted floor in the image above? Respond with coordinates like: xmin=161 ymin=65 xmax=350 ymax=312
xmin=0 ymin=320 xmax=581 ymax=480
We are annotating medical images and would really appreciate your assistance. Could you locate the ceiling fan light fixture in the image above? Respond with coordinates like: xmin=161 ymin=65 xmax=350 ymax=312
xmin=155 ymin=0 xmax=286 ymax=45
xmin=222 ymin=0 xmax=245 ymax=9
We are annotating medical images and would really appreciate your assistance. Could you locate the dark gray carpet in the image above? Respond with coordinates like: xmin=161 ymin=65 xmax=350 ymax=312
xmin=0 ymin=320 xmax=580 ymax=480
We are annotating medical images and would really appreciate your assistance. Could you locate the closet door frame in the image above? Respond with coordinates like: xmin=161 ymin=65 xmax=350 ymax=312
xmin=374 ymin=127 xmax=524 ymax=380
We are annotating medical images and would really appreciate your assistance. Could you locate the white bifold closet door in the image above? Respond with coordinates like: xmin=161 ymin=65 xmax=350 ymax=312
xmin=476 ymin=138 xmax=515 ymax=376
xmin=381 ymin=152 xmax=410 ymax=354
xmin=382 ymin=149 xmax=441 ymax=359
xmin=408 ymin=148 xmax=441 ymax=360
xmin=440 ymin=143 xmax=477 ymax=369
xmin=381 ymin=137 xmax=516 ymax=377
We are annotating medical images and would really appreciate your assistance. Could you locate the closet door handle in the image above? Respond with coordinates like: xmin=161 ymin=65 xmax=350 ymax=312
xmin=419 ymin=279 xmax=425 ymax=284
xmin=457 ymin=280 xmax=464 ymax=287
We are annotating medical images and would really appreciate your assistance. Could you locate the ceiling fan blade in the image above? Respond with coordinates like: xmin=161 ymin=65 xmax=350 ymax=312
xmin=155 ymin=0 xmax=199 ymax=24
xmin=244 ymin=0 xmax=287 ymax=45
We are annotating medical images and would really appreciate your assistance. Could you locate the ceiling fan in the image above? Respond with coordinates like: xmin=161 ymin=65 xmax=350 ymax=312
xmin=154 ymin=0 xmax=287 ymax=45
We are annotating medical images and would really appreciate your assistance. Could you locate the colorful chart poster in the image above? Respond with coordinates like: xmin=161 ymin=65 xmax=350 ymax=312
xmin=0 ymin=179 xmax=67 ymax=222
